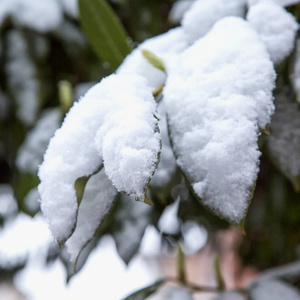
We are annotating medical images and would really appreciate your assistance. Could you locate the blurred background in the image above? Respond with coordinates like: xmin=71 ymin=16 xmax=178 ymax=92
xmin=1 ymin=0 xmax=300 ymax=299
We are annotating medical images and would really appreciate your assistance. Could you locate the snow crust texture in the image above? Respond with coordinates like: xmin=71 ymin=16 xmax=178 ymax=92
xmin=181 ymin=0 xmax=247 ymax=44
xmin=38 ymin=74 xmax=160 ymax=243
xmin=247 ymin=1 xmax=299 ymax=64
xmin=163 ymin=17 xmax=276 ymax=224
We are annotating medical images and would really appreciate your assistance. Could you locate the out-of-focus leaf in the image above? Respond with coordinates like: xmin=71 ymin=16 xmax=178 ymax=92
xmin=78 ymin=0 xmax=132 ymax=70
xmin=122 ymin=280 xmax=165 ymax=300
xmin=266 ymin=84 xmax=300 ymax=192
xmin=111 ymin=195 xmax=153 ymax=264
xmin=249 ymin=279 xmax=300 ymax=300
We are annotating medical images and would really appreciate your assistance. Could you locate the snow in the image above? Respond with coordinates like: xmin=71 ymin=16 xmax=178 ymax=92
xmin=181 ymin=0 xmax=247 ymax=44
xmin=17 ymin=108 xmax=62 ymax=173
xmin=15 ymin=235 xmax=159 ymax=300
xmin=158 ymin=199 xmax=181 ymax=235
xmin=169 ymin=0 xmax=195 ymax=23
xmin=150 ymin=102 xmax=177 ymax=188
xmin=0 ymin=213 xmax=53 ymax=269
xmin=247 ymin=1 xmax=299 ymax=64
xmin=61 ymin=0 xmax=78 ymax=18
xmin=291 ymin=38 xmax=300 ymax=104
xmin=247 ymin=0 xmax=300 ymax=6
xmin=250 ymin=280 xmax=300 ymax=300
xmin=213 ymin=291 xmax=246 ymax=300
xmin=117 ymin=27 xmax=189 ymax=90
xmin=266 ymin=87 xmax=300 ymax=189
xmin=163 ymin=17 xmax=276 ymax=224
xmin=5 ymin=30 xmax=40 ymax=125
xmin=66 ymin=170 xmax=117 ymax=263
xmin=0 ymin=185 xmax=18 ymax=218
xmin=0 ymin=0 xmax=63 ymax=32
xmin=38 ymin=74 xmax=160 ymax=244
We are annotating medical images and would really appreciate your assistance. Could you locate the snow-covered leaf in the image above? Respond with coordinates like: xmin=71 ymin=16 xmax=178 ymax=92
xmin=163 ymin=17 xmax=276 ymax=225
xmin=213 ymin=291 xmax=246 ymax=300
xmin=181 ymin=0 xmax=246 ymax=44
xmin=38 ymin=74 xmax=160 ymax=245
xmin=122 ymin=280 xmax=165 ymax=300
xmin=78 ymin=0 xmax=132 ymax=70
xmin=66 ymin=169 xmax=117 ymax=264
xmin=247 ymin=1 xmax=298 ymax=65
xmin=112 ymin=195 xmax=153 ymax=264
xmin=249 ymin=280 xmax=300 ymax=300
xmin=291 ymin=38 xmax=300 ymax=104
xmin=266 ymin=85 xmax=300 ymax=191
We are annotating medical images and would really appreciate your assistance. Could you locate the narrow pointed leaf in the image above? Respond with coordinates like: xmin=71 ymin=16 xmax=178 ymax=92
xmin=79 ymin=0 xmax=132 ymax=70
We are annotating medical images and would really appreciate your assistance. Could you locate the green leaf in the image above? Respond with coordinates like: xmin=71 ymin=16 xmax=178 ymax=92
xmin=122 ymin=280 xmax=166 ymax=300
xmin=79 ymin=0 xmax=132 ymax=70
xmin=141 ymin=49 xmax=166 ymax=73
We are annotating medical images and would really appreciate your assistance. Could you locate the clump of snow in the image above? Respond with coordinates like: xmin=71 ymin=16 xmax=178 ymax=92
xmin=24 ymin=188 xmax=41 ymax=214
xmin=181 ymin=220 xmax=207 ymax=254
xmin=250 ymin=280 xmax=300 ymax=300
xmin=290 ymin=39 xmax=300 ymax=104
xmin=169 ymin=0 xmax=195 ymax=23
xmin=38 ymin=74 xmax=160 ymax=244
xmin=247 ymin=2 xmax=298 ymax=65
xmin=61 ymin=0 xmax=78 ymax=18
xmin=74 ymin=82 xmax=96 ymax=100
xmin=181 ymin=0 xmax=247 ymax=44
xmin=117 ymin=27 xmax=189 ymax=90
xmin=213 ymin=291 xmax=246 ymax=300
xmin=66 ymin=170 xmax=117 ymax=263
xmin=150 ymin=102 xmax=177 ymax=188
xmin=0 ymin=213 xmax=53 ymax=269
xmin=247 ymin=0 xmax=300 ymax=6
xmin=0 ymin=0 xmax=63 ymax=32
xmin=0 ymin=185 xmax=17 ymax=218
xmin=266 ymin=87 xmax=300 ymax=189
xmin=158 ymin=199 xmax=181 ymax=235
xmin=163 ymin=17 xmax=276 ymax=224
xmin=17 ymin=108 xmax=62 ymax=173
xmin=5 ymin=30 xmax=39 ymax=125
